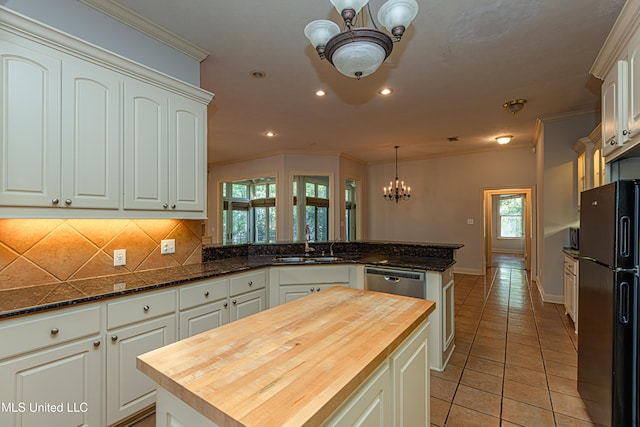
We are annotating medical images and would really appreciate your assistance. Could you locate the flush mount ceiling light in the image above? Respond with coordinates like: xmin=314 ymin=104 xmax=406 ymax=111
xmin=264 ymin=131 xmax=277 ymax=137
xmin=503 ymin=99 xmax=527 ymax=115
xmin=305 ymin=0 xmax=419 ymax=80
xmin=496 ymin=135 xmax=513 ymax=145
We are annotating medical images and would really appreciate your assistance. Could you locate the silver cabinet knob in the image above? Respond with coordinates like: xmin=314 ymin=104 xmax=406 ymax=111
xmin=611 ymin=139 xmax=617 ymax=145
xmin=623 ymin=129 xmax=633 ymax=136
xmin=163 ymin=203 xmax=169 ymax=208
xmin=232 ymin=300 xmax=237 ymax=305
xmin=111 ymin=335 xmax=118 ymax=342
xmin=223 ymin=302 xmax=228 ymax=308
xmin=171 ymin=204 xmax=176 ymax=209
xmin=204 ymin=291 xmax=210 ymax=297
xmin=143 ymin=305 xmax=150 ymax=312
xmin=50 ymin=328 xmax=59 ymax=335
xmin=316 ymin=287 xmax=321 ymax=292
xmin=51 ymin=198 xmax=59 ymax=205
xmin=310 ymin=287 xmax=315 ymax=292
xmin=248 ymin=281 xmax=253 ymax=287
xmin=64 ymin=199 xmax=72 ymax=205
xmin=93 ymin=340 xmax=101 ymax=347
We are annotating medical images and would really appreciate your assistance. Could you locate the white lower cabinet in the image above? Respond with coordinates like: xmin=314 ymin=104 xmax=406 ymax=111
xmin=0 ymin=304 xmax=103 ymax=427
xmin=426 ymin=267 xmax=455 ymax=371
xmin=105 ymin=291 xmax=177 ymax=425
xmin=179 ymin=277 xmax=229 ymax=339
xmin=563 ymin=254 xmax=579 ymax=333
xmin=229 ymin=288 xmax=266 ymax=322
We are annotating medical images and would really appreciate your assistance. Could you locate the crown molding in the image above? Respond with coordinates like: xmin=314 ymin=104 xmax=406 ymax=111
xmin=80 ymin=0 xmax=209 ymax=61
xmin=590 ymin=0 xmax=640 ymax=79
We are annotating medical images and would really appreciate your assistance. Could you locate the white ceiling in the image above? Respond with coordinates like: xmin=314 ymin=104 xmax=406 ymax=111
xmin=107 ymin=0 xmax=624 ymax=165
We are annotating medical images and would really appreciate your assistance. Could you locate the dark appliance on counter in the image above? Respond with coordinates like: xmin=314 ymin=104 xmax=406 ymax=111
xmin=578 ymin=180 xmax=639 ymax=426
xmin=570 ymin=227 xmax=580 ymax=250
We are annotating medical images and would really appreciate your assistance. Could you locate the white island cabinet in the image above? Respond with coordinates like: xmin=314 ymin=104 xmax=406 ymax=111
xmin=138 ymin=287 xmax=435 ymax=427
xmin=426 ymin=267 xmax=455 ymax=371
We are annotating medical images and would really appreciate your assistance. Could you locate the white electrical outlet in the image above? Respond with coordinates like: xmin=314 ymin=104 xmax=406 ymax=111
xmin=161 ymin=239 xmax=176 ymax=255
xmin=467 ymin=218 xmax=474 ymax=225
xmin=114 ymin=249 xmax=126 ymax=266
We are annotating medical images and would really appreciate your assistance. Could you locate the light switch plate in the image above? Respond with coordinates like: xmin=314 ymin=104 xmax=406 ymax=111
xmin=161 ymin=239 xmax=176 ymax=255
xmin=114 ymin=249 xmax=126 ymax=266
xmin=467 ymin=218 xmax=474 ymax=225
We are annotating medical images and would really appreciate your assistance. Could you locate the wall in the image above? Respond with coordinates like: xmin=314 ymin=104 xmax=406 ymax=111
xmin=536 ymin=113 xmax=599 ymax=302
xmin=2 ymin=0 xmax=200 ymax=85
xmin=0 ymin=219 xmax=203 ymax=291
xmin=208 ymin=154 xmax=366 ymax=243
xmin=366 ymin=146 xmax=537 ymax=274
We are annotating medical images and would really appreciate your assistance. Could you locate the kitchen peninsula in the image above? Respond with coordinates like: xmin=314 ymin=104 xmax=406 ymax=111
xmin=137 ymin=286 xmax=435 ymax=426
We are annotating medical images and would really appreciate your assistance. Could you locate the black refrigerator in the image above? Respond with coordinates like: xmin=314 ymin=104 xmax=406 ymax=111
xmin=578 ymin=179 xmax=639 ymax=426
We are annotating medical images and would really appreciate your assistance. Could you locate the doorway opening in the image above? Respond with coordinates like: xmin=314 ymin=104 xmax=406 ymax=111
xmin=483 ymin=188 xmax=533 ymax=271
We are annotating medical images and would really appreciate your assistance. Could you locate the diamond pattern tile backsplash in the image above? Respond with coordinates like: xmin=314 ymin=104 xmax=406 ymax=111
xmin=0 ymin=219 xmax=204 ymax=291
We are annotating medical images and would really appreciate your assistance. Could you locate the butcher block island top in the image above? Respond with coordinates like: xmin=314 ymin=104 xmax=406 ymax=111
xmin=137 ymin=286 xmax=435 ymax=426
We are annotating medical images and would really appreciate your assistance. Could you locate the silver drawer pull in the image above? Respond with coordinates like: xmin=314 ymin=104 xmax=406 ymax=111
xmin=111 ymin=335 xmax=118 ymax=342
xmin=232 ymin=300 xmax=237 ymax=305
xmin=50 ymin=328 xmax=59 ymax=335
xmin=248 ymin=281 xmax=253 ymax=286
xmin=223 ymin=302 xmax=228 ymax=308
xmin=51 ymin=198 xmax=59 ymax=205
xmin=204 ymin=291 xmax=210 ymax=297
xmin=64 ymin=199 xmax=72 ymax=205
xmin=143 ymin=305 xmax=150 ymax=312
xmin=93 ymin=340 xmax=101 ymax=347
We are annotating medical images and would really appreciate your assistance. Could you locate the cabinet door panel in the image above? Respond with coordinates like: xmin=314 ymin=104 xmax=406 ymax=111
xmin=61 ymin=60 xmax=120 ymax=208
xmin=124 ymin=82 xmax=168 ymax=210
xmin=170 ymin=97 xmax=205 ymax=212
xmin=0 ymin=39 xmax=61 ymax=206
xmin=0 ymin=338 xmax=102 ymax=427
xmin=107 ymin=315 xmax=176 ymax=425
xmin=230 ymin=290 xmax=266 ymax=322
xmin=602 ymin=60 xmax=628 ymax=158
xmin=628 ymin=31 xmax=640 ymax=136
xmin=179 ymin=300 xmax=229 ymax=339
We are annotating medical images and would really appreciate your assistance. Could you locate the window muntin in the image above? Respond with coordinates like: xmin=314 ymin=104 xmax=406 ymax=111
xmin=222 ymin=177 xmax=276 ymax=244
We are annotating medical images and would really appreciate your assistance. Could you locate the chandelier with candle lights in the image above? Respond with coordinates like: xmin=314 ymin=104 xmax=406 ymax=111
xmin=383 ymin=146 xmax=411 ymax=203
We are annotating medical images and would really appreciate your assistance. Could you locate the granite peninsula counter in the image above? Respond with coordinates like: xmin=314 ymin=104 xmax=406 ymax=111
xmin=137 ymin=286 xmax=436 ymax=427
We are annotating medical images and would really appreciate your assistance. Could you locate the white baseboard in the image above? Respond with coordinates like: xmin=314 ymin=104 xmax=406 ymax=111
xmin=534 ymin=279 xmax=563 ymax=304
xmin=453 ymin=267 xmax=484 ymax=275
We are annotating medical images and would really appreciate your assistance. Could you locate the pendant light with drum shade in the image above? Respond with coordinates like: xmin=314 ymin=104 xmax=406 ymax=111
xmin=304 ymin=0 xmax=419 ymax=80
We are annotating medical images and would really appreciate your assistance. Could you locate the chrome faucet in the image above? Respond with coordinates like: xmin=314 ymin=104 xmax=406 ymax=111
xmin=304 ymin=224 xmax=315 ymax=255
xmin=330 ymin=238 xmax=340 ymax=256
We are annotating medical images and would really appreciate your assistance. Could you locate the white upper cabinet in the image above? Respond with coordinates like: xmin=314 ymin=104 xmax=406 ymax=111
xmin=601 ymin=60 xmax=628 ymax=158
xmin=61 ymin=58 xmax=121 ymax=209
xmin=591 ymin=1 xmax=640 ymax=162
xmin=0 ymin=37 xmax=62 ymax=207
xmin=0 ymin=8 xmax=213 ymax=218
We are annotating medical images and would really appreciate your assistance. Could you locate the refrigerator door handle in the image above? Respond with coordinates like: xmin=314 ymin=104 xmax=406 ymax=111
xmin=618 ymin=281 xmax=630 ymax=324
xmin=620 ymin=216 xmax=631 ymax=257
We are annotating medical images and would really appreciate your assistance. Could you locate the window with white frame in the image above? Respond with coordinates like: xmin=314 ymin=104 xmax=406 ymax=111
xmin=222 ymin=178 xmax=276 ymax=245
xmin=498 ymin=194 xmax=524 ymax=238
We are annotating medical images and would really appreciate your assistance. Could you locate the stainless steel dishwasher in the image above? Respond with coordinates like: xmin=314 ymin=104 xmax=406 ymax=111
xmin=364 ymin=266 xmax=426 ymax=299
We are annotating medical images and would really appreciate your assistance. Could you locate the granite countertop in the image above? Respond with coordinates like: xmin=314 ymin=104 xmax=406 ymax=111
xmin=0 ymin=253 xmax=456 ymax=319
xmin=562 ymin=248 xmax=580 ymax=259
xmin=137 ymin=287 xmax=436 ymax=427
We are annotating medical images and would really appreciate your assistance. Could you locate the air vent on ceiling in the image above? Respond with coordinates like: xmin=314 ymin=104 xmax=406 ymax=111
xmin=447 ymin=136 xmax=459 ymax=142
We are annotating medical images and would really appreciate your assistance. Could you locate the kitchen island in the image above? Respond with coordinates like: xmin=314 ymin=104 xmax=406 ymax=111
xmin=137 ymin=286 xmax=435 ymax=426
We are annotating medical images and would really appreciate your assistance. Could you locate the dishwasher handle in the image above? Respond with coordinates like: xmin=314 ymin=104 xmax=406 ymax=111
xmin=384 ymin=276 xmax=401 ymax=283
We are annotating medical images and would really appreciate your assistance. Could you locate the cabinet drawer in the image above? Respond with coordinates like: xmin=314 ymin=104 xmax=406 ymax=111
xmin=278 ymin=266 xmax=350 ymax=285
xmin=179 ymin=278 xmax=228 ymax=310
xmin=230 ymin=271 xmax=266 ymax=296
xmin=563 ymin=256 xmax=578 ymax=275
xmin=0 ymin=304 xmax=101 ymax=360
xmin=107 ymin=290 xmax=176 ymax=329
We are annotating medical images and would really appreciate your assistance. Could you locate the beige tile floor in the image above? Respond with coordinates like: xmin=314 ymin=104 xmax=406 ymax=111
xmin=133 ymin=257 xmax=596 ymax=427
xmin=431 ymin=262 xmax=597 ymax=427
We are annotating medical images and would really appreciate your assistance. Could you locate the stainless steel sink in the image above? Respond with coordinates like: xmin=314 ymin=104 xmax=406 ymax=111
xmin=310 ymin=256 xmax=343 ymax=262
xmin=273 ymin=256 xmax=343 ymax=263
xmin=273 ymin=256 xmax=314 ymax=263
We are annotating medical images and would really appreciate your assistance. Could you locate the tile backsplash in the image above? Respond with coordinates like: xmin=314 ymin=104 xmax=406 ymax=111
xmin=0 ymin=219 xmax=203 ymax=291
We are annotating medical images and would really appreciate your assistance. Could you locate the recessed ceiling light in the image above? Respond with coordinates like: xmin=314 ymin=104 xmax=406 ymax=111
xmin=496 ymin=135 xmax=513 ymax=145
xmin=315 ymin=89 xmax=326 ymax=97
xmin=379 ymin=87 xmax=393 ymax=96
xmin=250 ymin=70 xmax=266 ymax=79
xmin=264 ymin=131 xmax=276 ymax=137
